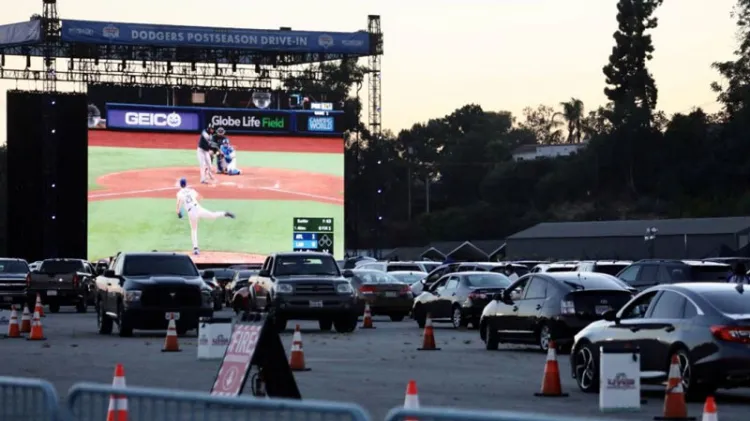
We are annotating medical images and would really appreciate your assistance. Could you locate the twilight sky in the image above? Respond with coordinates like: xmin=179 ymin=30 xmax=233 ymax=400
xmin=0 ymin=0 xmax=739 ymax=144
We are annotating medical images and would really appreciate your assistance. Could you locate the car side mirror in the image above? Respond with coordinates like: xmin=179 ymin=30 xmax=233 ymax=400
xmin=603 ymin=309 xmax=618 ymax=322
xmin=103 ymin=270 xmax=115 ymax=278
xmin=258 ymin=269 xmax=270 ymax=277
xmin=492 ymin=292 xmax=504 ymax=301
xmin=342 ymin=269 xmax=354 ymax=277
xmin=202 ymin=270 xmax=214 ymax=279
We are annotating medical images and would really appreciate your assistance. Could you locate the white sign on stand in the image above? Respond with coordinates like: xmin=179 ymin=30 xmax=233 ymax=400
xmin=599 ymin=346 xmax=641 ymax=412
xmin=0 ymin=310 xmax=10 ymax=327
xmin=197 ymin=318 xmax=233 ymax=360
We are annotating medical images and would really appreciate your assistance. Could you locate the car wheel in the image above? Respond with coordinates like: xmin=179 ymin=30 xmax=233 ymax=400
xmin=414 ymin=305 xmax=426 ymax=328
xmin=671 ymin=348 xmax=712 ymax=401
xmin=451 ymin=305 xmax=467 ymax=329
xmin=484 ymin=322 xmax=499 ymax=350
xmin=573 ymin=343 xmax=598 ymax=393
xmin=389 ymin=314 xmax=405 ymax=322
xmin=49 ymin=302 xmax=60 ymax=313
xmin=333 ymin=316 xmax=357 ymax=333
xmin=97 ymin=302 xmax=113 ymax=335
xmin=117 ymin=305 xmax=133 ymax=337
xmin=319 ymin=319 xmax=333 ymax=331
xmin=538 ymin=324 xmax=552 ymax=352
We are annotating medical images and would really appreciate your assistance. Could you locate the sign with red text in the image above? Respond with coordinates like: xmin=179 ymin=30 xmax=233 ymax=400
xmin=210 ymin=324 xmax=261 ymax=396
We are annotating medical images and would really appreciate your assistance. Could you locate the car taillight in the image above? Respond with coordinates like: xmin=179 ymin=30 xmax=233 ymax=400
xmin=25 ymin=274 xmax=31 ymax=288
xmin=360 ymin=285 xmax=377 ymax=293
xmin=561 ymin=300 xmax=575 ymax=315
xmin=711 ymin=325 xmax=750 ymax=344
xmin=400 ymin=285 xmax=410 ymax=294
xmin=72 ymin=274 xmax=79 ymax=288
xmin=468 ymin=292 xmax=487 ymax=300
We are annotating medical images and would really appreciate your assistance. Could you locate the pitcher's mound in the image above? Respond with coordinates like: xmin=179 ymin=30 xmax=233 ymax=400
xmin=184 ymin=251 xmax=266 ymax=264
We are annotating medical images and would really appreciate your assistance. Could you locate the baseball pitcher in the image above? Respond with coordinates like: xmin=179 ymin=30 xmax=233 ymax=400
xmin=219 ymin=138 xmax=242 ymax=175
xmin=176 ymin=177 xmax=236 ymax=255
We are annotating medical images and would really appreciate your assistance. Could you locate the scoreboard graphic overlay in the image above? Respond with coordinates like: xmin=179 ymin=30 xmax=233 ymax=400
xmin=292 ymin=218 xmax=334 ymax=254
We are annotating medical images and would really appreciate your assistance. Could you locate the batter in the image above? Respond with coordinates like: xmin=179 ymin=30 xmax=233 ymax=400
xmin=176 ymin=177 xmax=236 ymax=255
xmin=197 ymin=124 xmax=218 ymax=183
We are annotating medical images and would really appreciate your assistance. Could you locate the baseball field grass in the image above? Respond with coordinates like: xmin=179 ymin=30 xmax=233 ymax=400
xmin=88 ymin=131 xmax=344 ymax=262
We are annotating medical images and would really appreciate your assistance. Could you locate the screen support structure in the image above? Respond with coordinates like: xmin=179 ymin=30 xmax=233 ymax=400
xmin=367 ymin=15 xmax=383 ymax=138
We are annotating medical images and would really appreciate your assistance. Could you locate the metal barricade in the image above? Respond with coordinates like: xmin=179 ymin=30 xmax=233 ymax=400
xmin=385 ymin=407 xmax=606 ymax=421
xmin=0 ymin=376 xmax=61 ymax=421
xmin=66 ymin=382 xmax=372 ymax=421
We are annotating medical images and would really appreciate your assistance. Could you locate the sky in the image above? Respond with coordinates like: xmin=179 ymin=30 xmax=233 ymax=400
xmin=0 ymin=0 xmax=739 ymax=145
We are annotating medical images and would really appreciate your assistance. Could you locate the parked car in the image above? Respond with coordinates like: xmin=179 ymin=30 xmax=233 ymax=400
xmin=95 ymin=252 xmax=214 ymax=336
xmin=27 ymin=258 xmax=97 ymax=313
xmin=389 ymin=271 xmax=427 ymax=287
xmin=571 ymin=282 xmax=750 ymax=398
xmin=531 ymin=262 xmax=579 ymax=273
xmin=343 ymin=269 xmax=413 ymax=321
xmin=514 ymin=260 xmax=550 ymax=269
xmin=413 ymin=271 xmax=513 ymax=329
xmin=250 ymin=252 xmax=359 ymax=332
xmin=0 ymin=258 xmax=30 ymax=307
xmin=225 ymin=269 xmax=258 ymax=305
xmin=458 ymin=262 xmax=530 ymax=281
xmin=357 ymin=260 xmax=441 ymax=273
xmin=615 ymin=259 xmax=731 ymax=292
xmin=198 ymin=271 xmax=224 ymax=311
xmin=410 ymin=262 xmax=463 ymax=296
xmin=200 ymin=268 xmax=236 ymax=290
xmin=480 ymin=272 xmax=634 ymax=352
xmin=575 ymin=260 xmax=633 ymax=276
xmin=28 ymin=261 xmax=42 ymax=272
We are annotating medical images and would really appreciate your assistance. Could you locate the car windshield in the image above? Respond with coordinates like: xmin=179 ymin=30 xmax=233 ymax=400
xmin=465 ymin=273 xmax=511 ymax=287
xmin=688 ymin=265 xmax=731 ymax=281
xmin=356 ymin=271 xmax=402 ymax=284
xmin=274 ymin=256 xmax=340 ymax=276
xmin=702 ymin=289 xmax=750 ymax=315
xmin=39 ymin=260 xmax=83 ymax=273
xmin=390 ymin=272 xmax=427 ymax=283
xmin=594 ymin=264 xmax=630 ymax=276
xmin=123 ymin=255 xmax=199 ymax=277
xmin=0 ymin=260 xmax=29 ymax=273
xmin=558 ymin=274 xmax=627 ymax=290
xmin=211 ymin=269 xmax=236 ymax=279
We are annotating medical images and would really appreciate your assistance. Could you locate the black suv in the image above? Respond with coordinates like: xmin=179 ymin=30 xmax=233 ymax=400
xmin=95 ymin=252 xmax=214 ymax=336
xmin=615 ymin=259 xmax=731 ymax=291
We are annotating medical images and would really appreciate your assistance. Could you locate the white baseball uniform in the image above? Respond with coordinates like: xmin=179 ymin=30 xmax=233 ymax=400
xmin=177 ymin=187 xmax=227 ymax=249
xmin=197 ymin=130 xmax=214 ymax=182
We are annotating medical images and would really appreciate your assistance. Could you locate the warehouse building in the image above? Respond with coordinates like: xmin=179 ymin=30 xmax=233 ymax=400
xmin=505 ymin=217 xmax=750 ymax=260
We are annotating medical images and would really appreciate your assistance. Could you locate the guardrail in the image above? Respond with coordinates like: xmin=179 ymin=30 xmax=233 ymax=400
xmin=0 ymin=376 xmax=61 ymax=421
xmin=384 ymin=407 xmax=604 ymax=421
xmin=65 ymin=382 xmax=372 ymax=421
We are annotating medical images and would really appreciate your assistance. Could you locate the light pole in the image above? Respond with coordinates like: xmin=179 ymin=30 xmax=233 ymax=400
xmin=406 ymin=146 xmax=414 ymax=221
xmin=644 ymin=227 xmax=658 ymax=258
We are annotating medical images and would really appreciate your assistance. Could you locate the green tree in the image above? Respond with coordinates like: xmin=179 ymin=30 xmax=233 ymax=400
xmin=712 ymin=0 xmax=750 ymax=121
xmin=559 ymin=98 xmax=585 ymax=143
xmin=519 ymin=104 xmax=564 ymax=144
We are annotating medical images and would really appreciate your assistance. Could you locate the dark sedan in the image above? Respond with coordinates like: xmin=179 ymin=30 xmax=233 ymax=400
xmin=480 ymin=272 xmax=634 ymax=352
xmin=571 ymin=282 xmax=750 ymax=399
xmin=344 ymin=269 xmax=413 ymax=321
xmin=413 ymin=271 xmax=512 ymax=329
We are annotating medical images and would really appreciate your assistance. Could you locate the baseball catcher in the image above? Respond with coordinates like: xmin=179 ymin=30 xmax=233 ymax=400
xmin=219 ymin=137 xmax=242 ymax=175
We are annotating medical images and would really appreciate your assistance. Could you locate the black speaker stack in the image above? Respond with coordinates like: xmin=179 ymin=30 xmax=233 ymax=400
xmin=5 ymin=91 xmax=88 ymax=261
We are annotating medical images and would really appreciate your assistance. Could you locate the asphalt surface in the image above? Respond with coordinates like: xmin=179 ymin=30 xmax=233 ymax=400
xmin=2 ymin=307 xmax=750 ymax=421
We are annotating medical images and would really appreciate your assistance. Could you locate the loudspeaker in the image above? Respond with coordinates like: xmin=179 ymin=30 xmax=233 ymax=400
xmin=6 ymin=91 xmax=88 ymax=261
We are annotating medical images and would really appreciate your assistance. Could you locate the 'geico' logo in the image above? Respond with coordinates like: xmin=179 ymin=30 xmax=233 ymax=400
xmin=125 ymin=112 xmax=182 ymax=127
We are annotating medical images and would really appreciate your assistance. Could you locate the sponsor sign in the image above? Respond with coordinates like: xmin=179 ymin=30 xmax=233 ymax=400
xmin=210 ymin=324 xmax=261 ymax=396
xmin=198 ymin=320 xmax=233 ymax=360
xmin=296 ymin=113 xmax=343 ymax=134
xmin=107 ymin=108 xmax=200 ymax=131
xmin=599 ymin=346 xmax=641 ymax=412
xmin=207 ymin=110 xmax=289 ymax=133
xmin=307 ymin=116 xmax=335 ymax=132
xmin=61 ymin=20 xmax=370 ymax=55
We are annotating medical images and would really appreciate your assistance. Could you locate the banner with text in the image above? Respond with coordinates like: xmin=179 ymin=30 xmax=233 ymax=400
xmin=0 ymin=20 xmax=41 ymax=47
xmin=61 ymin=20 xmax=371 ymax=55
xmin=105 ymin=103 xmax=344 ymax=135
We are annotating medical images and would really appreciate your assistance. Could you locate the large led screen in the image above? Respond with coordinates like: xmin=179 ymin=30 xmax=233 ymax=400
xmin=87 ymin=109 xmax=344 ymax=263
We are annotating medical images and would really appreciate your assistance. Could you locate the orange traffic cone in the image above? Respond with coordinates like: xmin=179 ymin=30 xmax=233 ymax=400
xmin=701 ymin=396 xmax=717 ymax=421
xmin=403 ymin=380 xmax=419 ymax=420
xmin=535 ymin=340 xmax=568 ymax=397
xmin=26 ymin=308 xmax=45 ymax=341
xmin=161 ymin=315 xmax=181 ymax=352
xmin=289 ymin=324 xmax=311 ymax=371
xmin=417 ymin=313 xmax=440 ymax=350
xmin=654 ymin=355 xmax=694 ymax=420
xmin=20 ymin=305 xmax=31 ymax=333
xmin=107 ymin=363 xmax=128 ymax=421
xmin=361 ymin=303 xmax=375 ymax=329
xmin=34 ymin=294 xmax=44 ymax=317
xmin=6 ymin=305 xmax=21 ymax=338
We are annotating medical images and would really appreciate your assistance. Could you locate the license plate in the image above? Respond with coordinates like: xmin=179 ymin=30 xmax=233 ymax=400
xmin=384 ymin=292 xmax=398 ymax=298
xmin=47 ymin=290 xmax=57 ymax=296
xmin=164 ymin=312 xmax=181 ymax=320
xmin=309 ymin=300 xmax=323 ymax=308
xmin=595 ymin=305 xmax=611 ymax=315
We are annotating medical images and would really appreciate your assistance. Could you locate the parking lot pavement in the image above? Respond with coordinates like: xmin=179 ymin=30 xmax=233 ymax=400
xmin=3 ymin=309 xmax=750 ymax=420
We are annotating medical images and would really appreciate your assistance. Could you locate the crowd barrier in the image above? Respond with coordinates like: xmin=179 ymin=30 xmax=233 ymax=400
xmin=0 ymin=376 xmax=61 ymax=421
xmin=0 ymin=377 xmax=607 ymax=421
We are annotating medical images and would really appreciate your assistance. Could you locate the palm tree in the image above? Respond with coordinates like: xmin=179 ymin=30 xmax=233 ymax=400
xmin=559 ymin=98 xmax=585 ymax=143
